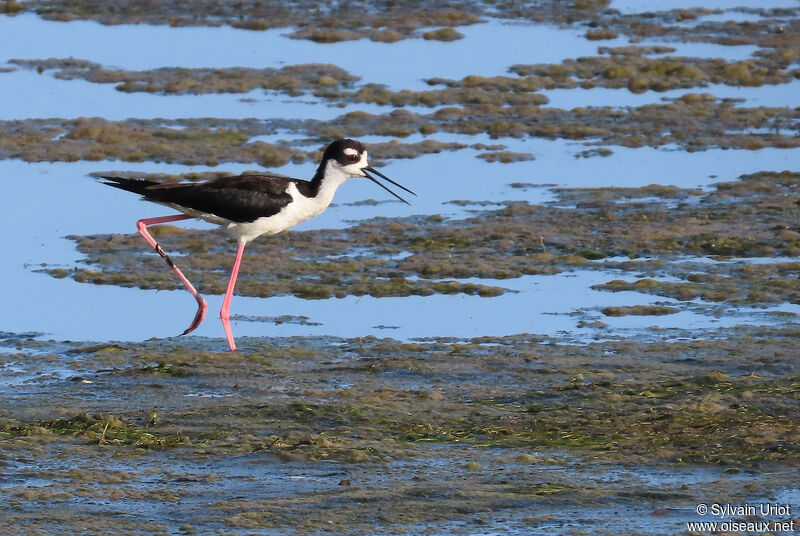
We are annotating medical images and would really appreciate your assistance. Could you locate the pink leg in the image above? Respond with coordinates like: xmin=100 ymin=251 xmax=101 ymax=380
xmin=220 ymin=241 xmax=246 ymax=352
xmin=136 ymin=215 xmax=208 ymax=336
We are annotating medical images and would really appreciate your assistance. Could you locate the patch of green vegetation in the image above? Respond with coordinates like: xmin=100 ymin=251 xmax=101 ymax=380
xmin=423 ymin=27 xmax=464 ymax=41
xmin=507 ymin=51 xmax=799 ymax=93
xmin=602 ymin=305 xmax=680 ymax=316
xmin=513 ymin=482 xmax=569 ymax=495
xmin=552 ymin=183 xmax=704 ymax=205
xmin=594 ymin=257 xmax=800 ymax=305
xmin=323 ymin=83 xmax=550 ymax=108
xmin=475 ymin=151 xmax=535 ymax=163
xmin=0 ymin=117 xmax=302 ymax=167
xmin=576 ymin=147 xmax=613 ymax=158
xmin=18 ymin=2 xmax=491 ymax=43
xmin=288 ymin=9 xmax=481 ymax=43
xmin=0 ymin=1 xmax=25 ymax=13
xmin=138 ymin=362 xmax=195 ymax=377
xmin=2 ymin=89 xmax=797 ymax=159
xmin=2 ymin=413 xmax=188 ymax=448
xmin=11 ymin=59 xmax=361 ymax=96
xmin=597 ymin=45 xmax=678 ymax=56
xmin=585 ymin=29 xmax=618 ymax=40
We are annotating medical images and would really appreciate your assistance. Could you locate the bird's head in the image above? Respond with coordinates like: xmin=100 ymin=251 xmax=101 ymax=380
xmin=321 ymin=138 xmax=416 ymax=205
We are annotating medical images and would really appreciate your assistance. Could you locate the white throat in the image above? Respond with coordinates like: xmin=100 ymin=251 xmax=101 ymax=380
xmin=320 ymin=159 xmax=355 ymax=189
xmin=319 ymin=150 xmax=369 ymax=191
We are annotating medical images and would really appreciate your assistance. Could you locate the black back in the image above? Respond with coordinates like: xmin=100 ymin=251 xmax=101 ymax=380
xmin=101 ymin=138 xmax=367 ymax=223
xmin=102 ymin=174 xmax=297 ymax=223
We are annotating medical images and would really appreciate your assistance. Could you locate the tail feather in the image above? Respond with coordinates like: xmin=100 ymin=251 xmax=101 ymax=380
xmin=100 ymin=176 xmax=161 ymax=196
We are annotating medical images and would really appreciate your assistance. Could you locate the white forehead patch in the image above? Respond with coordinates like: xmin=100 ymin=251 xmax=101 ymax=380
xmin=343 ymin=147 xmax=359 ymax=156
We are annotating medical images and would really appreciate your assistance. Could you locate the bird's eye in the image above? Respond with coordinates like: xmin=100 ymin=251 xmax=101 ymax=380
xmin=347 ymin=153 xmax=359 ymax=163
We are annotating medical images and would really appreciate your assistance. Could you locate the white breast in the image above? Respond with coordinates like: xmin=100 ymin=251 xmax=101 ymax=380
xmin=224 ymin=182 xmax=337 ymax=243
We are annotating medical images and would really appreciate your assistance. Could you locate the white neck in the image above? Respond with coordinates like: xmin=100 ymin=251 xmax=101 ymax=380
xmin=316 ymin=159 xmax=353 ymax=202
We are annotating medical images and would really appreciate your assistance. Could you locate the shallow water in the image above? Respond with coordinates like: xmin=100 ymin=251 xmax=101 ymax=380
xmin=0 ymin=12 xmax=770 ymax=88
xmin=0 ymin=8 xmax=787 ymax=124
xmin=1 ymin=15 xmax=619 ymax=87
xmin=11 ymin=264 xmax=789 ymax=344
xmin=2 ymin=138 xmax=798 ymax=344
xmin=2 ymin=126 xmax=799 ymax=343
xmin=0 ymin=67 xmax=451 ymax=121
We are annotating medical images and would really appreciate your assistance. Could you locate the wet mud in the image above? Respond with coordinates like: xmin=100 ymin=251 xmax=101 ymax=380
xmin=2 ymin=325 xmax=800 ymax=534
xmin=10 ymin=58 xmax=360 ymax=95
xmin=1 ymin=92 xmax=798 ymax=167
xmin=15 ymin=51 xmax=800 ymax=97
xmin=1 ymin=0 xmax=602 ymax=41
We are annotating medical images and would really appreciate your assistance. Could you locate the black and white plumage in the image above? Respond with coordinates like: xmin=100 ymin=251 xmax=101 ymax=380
xmin=102 ymin=138 xmax=414 ymax=244
xmin=100 ymin=138 xmax=415 ymax=351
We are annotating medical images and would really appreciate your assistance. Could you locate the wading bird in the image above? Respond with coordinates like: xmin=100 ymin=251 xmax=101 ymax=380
xmin=102 ymin=138 xmax=415 ymax=351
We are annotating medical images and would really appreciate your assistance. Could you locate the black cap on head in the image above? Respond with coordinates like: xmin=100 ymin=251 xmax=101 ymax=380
xmin=322 ymin=138 xmax=366 ymax=166
xmin=316 ymin=138 xmax=417 ymax=205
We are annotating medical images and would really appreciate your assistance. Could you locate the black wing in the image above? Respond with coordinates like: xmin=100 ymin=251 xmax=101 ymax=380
xmin=102 ymin=174 xmax=298 ymax=223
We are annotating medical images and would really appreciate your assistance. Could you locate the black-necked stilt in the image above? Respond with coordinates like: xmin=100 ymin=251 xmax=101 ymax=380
xmin=101 ymin=138 xmax=415 ymax=351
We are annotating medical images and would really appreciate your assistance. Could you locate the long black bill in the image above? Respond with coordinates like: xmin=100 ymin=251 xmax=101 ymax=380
xmin=362 ymin=166 xmax=417 ymax=206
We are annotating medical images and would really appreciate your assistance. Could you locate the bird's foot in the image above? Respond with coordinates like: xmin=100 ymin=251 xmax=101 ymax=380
xmin=180 ymin=296 xmax=208 ymax=336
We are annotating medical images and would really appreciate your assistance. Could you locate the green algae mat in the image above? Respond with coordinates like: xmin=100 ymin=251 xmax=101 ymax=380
xmin=2 ymin=326 xmax=799 ymax=534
